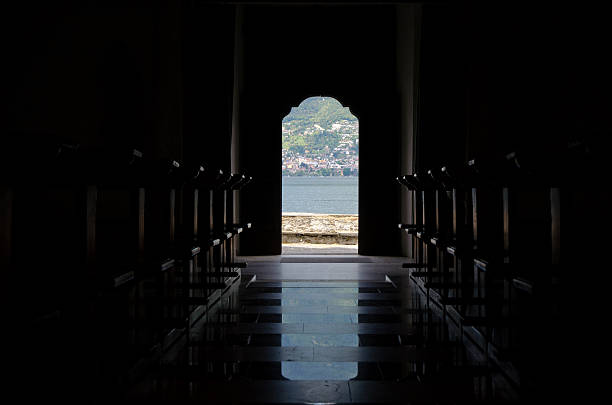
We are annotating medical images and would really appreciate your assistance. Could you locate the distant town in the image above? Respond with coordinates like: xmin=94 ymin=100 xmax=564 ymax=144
xmin=282 ymin=97 xmax=359 ymax=176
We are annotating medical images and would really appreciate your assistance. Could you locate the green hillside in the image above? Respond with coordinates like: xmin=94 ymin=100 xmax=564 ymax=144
xmin=282 ymin=97 xmax=359 ymax=176
xmin=282 ymin=97 xmax=358 ymax=155
xmin=283 ymin=97 xmax=357 ymax=131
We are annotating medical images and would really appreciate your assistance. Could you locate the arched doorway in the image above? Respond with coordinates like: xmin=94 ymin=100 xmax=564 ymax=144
xmin=281 ymin=96 xmax=359 ymax=255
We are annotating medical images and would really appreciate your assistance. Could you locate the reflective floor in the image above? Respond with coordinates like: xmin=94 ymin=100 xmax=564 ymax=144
xmin=128 ymin=257 xmax=514 ymax=403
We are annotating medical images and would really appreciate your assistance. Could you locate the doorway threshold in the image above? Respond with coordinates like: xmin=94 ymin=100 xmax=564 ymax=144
xmin=281 ymin=243 xmax=358 ymax=255
xmin=280 ymin=255 xmax=371 ymax=263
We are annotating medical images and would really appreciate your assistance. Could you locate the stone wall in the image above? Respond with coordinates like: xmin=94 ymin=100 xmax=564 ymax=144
xmin=282 ymin=213 xmax=358 ymax=245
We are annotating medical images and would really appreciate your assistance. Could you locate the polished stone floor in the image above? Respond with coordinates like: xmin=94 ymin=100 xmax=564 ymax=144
xmin=128 ymin=256 xmax=506 ymax=403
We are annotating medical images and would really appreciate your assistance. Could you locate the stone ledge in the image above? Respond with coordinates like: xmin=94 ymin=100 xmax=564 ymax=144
xmin=282 ymin=214 xmax=358 ymax=245
xmin=282 ymin=232 xmax=357 ymax=245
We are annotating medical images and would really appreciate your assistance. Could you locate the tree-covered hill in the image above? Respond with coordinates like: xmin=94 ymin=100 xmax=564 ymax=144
xmin=283 ymin=97 xmax=357 ymax=131
xmin=282 ymin=97 xmax=359 ymax=176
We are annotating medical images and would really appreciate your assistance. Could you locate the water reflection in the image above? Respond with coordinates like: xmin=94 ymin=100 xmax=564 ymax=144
xmin=281 ymin=282 xmax=358 ymax=380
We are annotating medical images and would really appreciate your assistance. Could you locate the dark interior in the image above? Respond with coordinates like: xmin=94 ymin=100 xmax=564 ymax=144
xmin=2 ymin=1 xmax=610 ymax=403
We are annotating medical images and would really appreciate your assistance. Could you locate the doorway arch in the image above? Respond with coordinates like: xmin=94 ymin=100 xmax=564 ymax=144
xmin=281 ymin=96 xmax=359 ymax=255
xmin=237 ymin=87 xmax=402 ymax=257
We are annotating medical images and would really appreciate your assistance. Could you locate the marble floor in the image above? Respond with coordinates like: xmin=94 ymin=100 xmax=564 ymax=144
xmin=128 ymin=256 xmax=508 ymax=403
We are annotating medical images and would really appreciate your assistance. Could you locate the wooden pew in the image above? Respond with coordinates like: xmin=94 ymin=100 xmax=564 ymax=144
xmin=397 ymin=174 xmax=428 ymax=270
xmin=225 ymin=173 xmax=253 ymax=270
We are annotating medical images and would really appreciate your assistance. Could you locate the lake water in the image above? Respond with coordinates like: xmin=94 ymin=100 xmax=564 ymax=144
xmin=282 ymin=176 xmax=358 ymax=214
